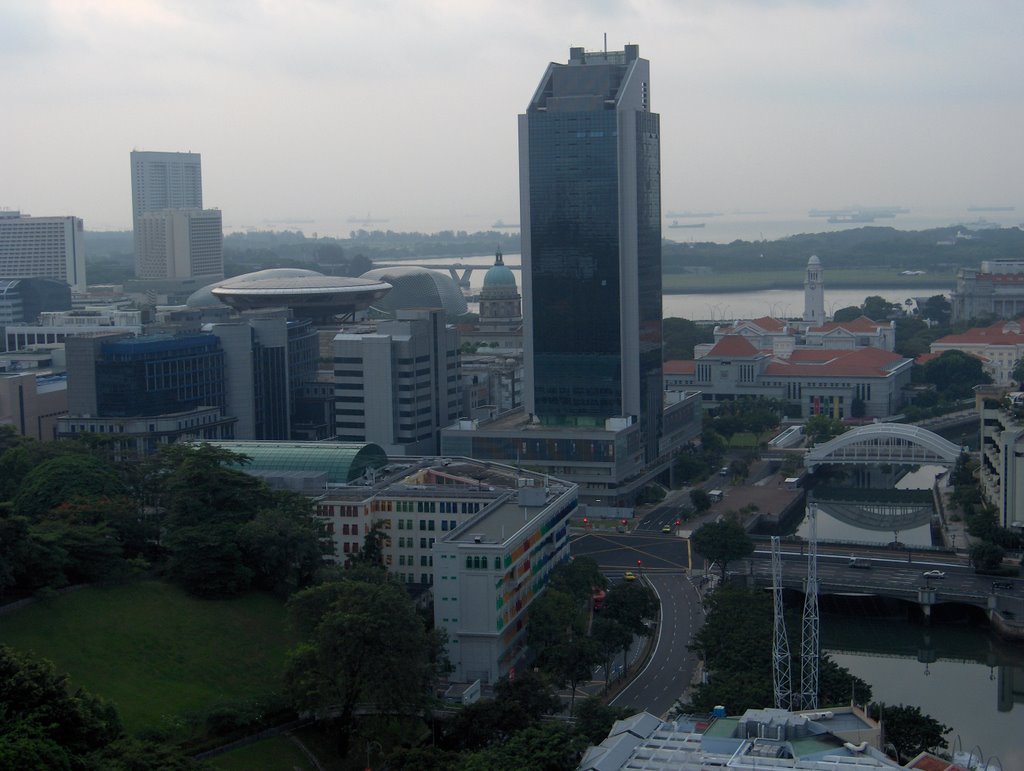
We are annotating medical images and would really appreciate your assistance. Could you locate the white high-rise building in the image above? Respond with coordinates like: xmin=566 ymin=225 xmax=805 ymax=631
xmin=0 ymin=211 xmax=87 ymax=291
xmin=136 ymin=208 xmax=224 ymax=281
xmin=130 ymin=151 xmax=218 ymax=281
xmin=130 ymin=150 xmax=203 ymax=220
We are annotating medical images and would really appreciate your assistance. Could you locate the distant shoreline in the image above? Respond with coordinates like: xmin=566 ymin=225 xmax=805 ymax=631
xmin=661 ymin=269 xmax=954 ymax=295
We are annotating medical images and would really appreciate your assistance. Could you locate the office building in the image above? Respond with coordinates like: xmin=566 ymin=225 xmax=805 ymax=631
xmin=333 ymin=309 xmax=460 ymax=455
xmin=0 ymin=372 xmax=67 ymax=441
xmin=4 ymin=307 xmax=144 ymax=352
xmin=135 ymin=208 xmax=224 ymax=282
xmin=443 ymin=45 xmax=701 ymax=506
xmin=0 ymin=211 xmax=86 ymax=291
xmin=521 ymin=44 xmax=663 ymax=463
xmin=59 ymin=332 xmax=233 ymax=455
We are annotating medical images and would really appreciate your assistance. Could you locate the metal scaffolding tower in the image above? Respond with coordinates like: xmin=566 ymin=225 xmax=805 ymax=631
xmin=771 ymin=536 xmax=792 ymax=710
xmin=800 ymin=506 xmax=820 ymax=710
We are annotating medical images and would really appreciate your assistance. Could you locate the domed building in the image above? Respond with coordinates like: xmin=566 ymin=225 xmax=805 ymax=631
xmin=359 ymin=265 xmax=467 ymax=320
xmin=479 ymin=249 xmax=522 ymax=325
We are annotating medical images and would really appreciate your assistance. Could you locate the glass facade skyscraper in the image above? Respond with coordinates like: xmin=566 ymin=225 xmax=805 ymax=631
xmin=519 ymin=44 xmax=663 ymax=462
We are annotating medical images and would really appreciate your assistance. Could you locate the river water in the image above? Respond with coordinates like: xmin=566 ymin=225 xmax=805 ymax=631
xmin=395 ymin=254 xmax=949 ymax=320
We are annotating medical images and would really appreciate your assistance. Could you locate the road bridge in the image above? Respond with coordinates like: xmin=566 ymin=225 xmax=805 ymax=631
xmin=744 ymin=548 xmax=1024 ymax=635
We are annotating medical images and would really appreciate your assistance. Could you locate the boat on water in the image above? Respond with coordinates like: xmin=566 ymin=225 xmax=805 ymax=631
xmin=668 ymin=220 xmax=706 ymax=229
xmin=491 ymin=219 xmax=520 ymax=229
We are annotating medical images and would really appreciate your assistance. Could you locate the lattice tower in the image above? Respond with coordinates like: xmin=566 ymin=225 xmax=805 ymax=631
xmin=771 ymin=536 xmax=792 ymax=710
xmin=800 ymin=505 xmax=820 ymax=710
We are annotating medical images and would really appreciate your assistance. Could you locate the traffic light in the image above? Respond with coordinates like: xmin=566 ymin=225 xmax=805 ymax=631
xmin=675 ymin=518 xmax=681 ymax=525
xmin=620 ymin=518 xmax=627 ymax=525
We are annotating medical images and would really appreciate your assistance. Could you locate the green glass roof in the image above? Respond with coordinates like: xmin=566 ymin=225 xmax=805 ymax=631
xmin=208 ymin=441 xmax=388 ymax=484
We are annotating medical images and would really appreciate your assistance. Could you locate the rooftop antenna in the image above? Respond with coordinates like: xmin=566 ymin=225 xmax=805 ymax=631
xmin=604 ymin=33 xmax=607 ymax=54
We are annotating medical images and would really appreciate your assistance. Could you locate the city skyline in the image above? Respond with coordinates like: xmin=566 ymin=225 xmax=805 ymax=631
xmin=2 ymin=1 xmax=1022 ymax=237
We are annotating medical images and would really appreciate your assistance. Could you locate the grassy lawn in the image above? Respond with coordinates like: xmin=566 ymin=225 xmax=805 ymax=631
xmin=210 ymin=735 xmax=315 ymax=771
xmin=662 ymin=267 xmax=956 ymax=294
xmin=0 ymin=580 xmax=294 ymax=734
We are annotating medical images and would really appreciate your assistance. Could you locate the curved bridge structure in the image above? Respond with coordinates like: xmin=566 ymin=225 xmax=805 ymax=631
xmin=805 ymin=423 xmax=963 ymax=472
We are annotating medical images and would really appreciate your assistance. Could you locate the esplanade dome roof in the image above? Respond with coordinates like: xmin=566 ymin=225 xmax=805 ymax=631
xmin=483 ymin=251 xmax=517 ymax=289
xmin=359 ymin=266 xmax=468 ymax=319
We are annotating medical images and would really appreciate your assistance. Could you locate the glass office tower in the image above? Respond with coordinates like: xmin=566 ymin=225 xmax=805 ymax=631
xmin=519 ymin=44 xmax=663 ymax=462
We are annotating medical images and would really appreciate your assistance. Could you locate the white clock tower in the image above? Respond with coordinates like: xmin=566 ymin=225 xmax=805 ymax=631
xmin=803 ymin=254 xmax=825 ymax=324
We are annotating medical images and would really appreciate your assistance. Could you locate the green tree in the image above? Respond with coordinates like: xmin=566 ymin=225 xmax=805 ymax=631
xmin=0 ymin=645 xmax=121 ymax=765
xmin=919 ymin=294 xmax=951 ymax=327
xmin=460 ymin=721 xmax=589 ymax=771
xmin=165 ymin=523 xmax=253 ymax=597
xmin=157 ymin=443 xmax=271 ymax=530
xmin=663 ymin=317 xmax=714 ymax=360
xmin=690 ymin=488 xmax=712 ymax=513
xmin=238 ymin=494 xmax=328 ymax=597
xmin=573 ymin=696 xmax=633 ymax=744
xmin=970 ymin=542 xmax=1005 ymax=571
xmin=831 ymin=306 xmax=862 ymax=323
xmin=547 ymin=555 xmax=607 ymax=605
xmin=862 ymin=295 xmax=899 ymax=321
xmin=1012 ymin=356 xmax=1024 ymax=388
xmin=805 ymin=414 xmax=846 ymax=444
xmin=284 ymin=579 xmax=443 ymax=755
xmin=691 ymin=520 xmax=753 ymax=579
xmin=868 ymin=703 xmax=950 ymax=761
xmin=602 ymin=581 xmax=659 ymax=680
xmin=591 ymin=615 xmax=633 ymax=691
xmin=918 ymin=350 xmax=992 ymax=400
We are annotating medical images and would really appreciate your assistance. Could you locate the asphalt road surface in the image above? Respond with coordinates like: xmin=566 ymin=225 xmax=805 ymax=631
xmin=609 ymin=572 xmax=705 ymax=718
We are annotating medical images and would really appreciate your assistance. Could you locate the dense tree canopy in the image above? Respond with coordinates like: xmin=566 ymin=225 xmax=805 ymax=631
xmin=691 ymin=520 xmax=754 ymax=578
xmin=917 ymin=349 xmax=992 ymax=399
xmin=284 ymin=577 xmax=445 ymax=754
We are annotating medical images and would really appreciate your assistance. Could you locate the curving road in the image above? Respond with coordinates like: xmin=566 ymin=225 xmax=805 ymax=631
xmin=608 ymin=572 xmax=705 ymax=718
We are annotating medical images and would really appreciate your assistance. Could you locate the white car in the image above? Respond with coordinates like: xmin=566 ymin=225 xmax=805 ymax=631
xmin=922 ymin=569 xmax=946 ymax=579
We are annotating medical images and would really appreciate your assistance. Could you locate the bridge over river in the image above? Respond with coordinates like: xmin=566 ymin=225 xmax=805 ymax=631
xmin=743 ymin=546 xmax=1024 ymax=639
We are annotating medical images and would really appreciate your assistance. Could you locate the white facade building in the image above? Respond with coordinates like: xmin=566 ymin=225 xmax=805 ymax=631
xmin=333 ymin=309 xmax=461 ymax=455
xmin=979 ymin=389 xmax=1024 ymax=529
xmin=0 ymin=211 xmax=86 ymax=291
xmin=136 ymin=208 xmax=224 ymax=281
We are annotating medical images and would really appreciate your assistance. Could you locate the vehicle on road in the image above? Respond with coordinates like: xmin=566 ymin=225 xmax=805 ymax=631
xmin=662 ymin=524 xmax=672 ymax=533
xmin=719 ymin=466 xmax=730 ymax=476
xmin=848 ymin=556 xmax=872 ymax=569
xmin=923 ymin=569 xmax=946 ymax=579
xmin=623 ymin=570 xmax=637 ymax=582
xmin=992 ymin=581 xmax=1014 ymax=591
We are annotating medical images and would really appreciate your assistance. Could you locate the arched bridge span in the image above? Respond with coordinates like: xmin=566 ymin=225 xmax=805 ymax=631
xmin=805 ymin=423 xmax=963 ymax=472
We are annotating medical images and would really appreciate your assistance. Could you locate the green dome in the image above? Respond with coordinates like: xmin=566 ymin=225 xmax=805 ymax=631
xmin=483 ymin=250 xmax=517 ymax=289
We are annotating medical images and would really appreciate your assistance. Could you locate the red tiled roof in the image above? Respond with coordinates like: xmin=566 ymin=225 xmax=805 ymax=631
xmin=664 ymin=360 xmax=695 ymax=375
xmin=765 ymin=347 xmax=905 ymax=377
xmin=717 ymin=316 xmax=788 ymax=335
xmin=706 ymin=335 xmax=762 ymax=357
xmin=750 ymin=315 xmax=786 ymax=331
xmin=932 ymin=320 xmax=1024 ymax=347
xmin=808 ymin=315 xmax=886 ymax=333
xmin=906 ymin=752 xmax=967 ymax=771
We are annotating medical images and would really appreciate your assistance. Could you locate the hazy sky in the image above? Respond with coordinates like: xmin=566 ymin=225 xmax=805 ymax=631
xmin=3 ymin=0 xmax=1022 ymax=236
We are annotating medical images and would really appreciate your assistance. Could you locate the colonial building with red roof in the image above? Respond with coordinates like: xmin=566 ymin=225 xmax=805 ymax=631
xmin=930 ymin=319 xmax=1024 ymax=384
xmin=666 ymin=335 xmax=913 ymax=419
xmin=706 ymin=314 xmax=895 ymax=357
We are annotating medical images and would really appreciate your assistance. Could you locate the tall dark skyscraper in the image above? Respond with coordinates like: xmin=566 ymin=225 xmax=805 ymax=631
xmin=519 ymin=44 xmax=663 ymax=462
